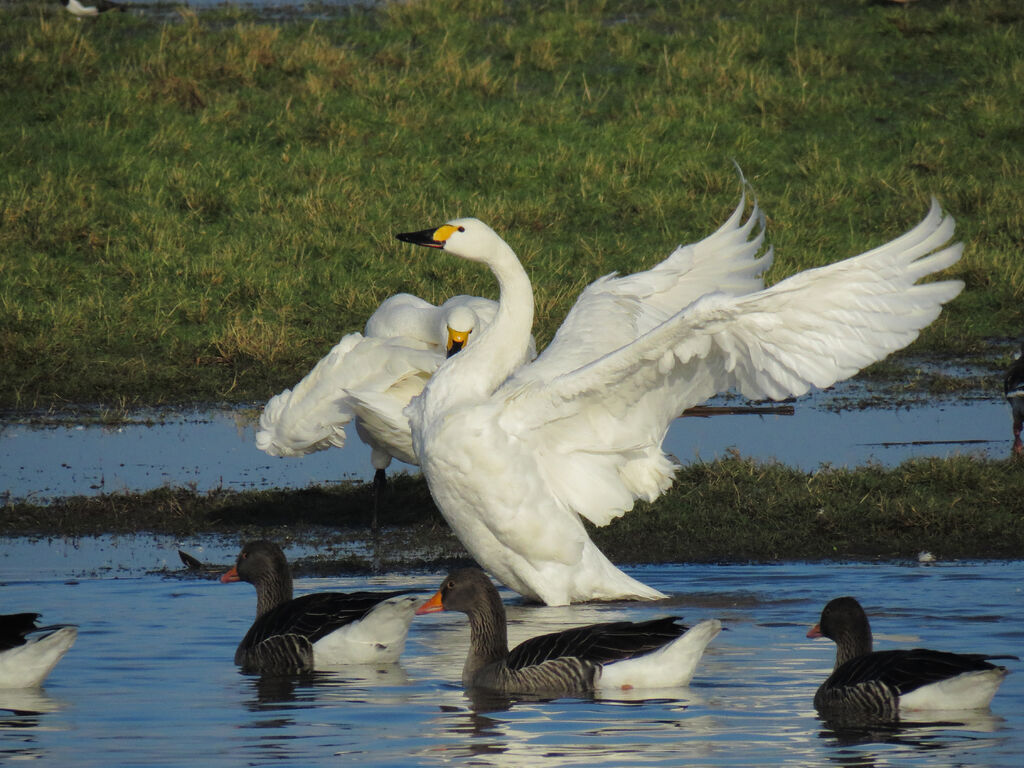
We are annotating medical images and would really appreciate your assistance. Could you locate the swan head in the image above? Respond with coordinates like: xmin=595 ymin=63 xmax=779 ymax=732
xmin=396 ymin=218 xmax=506 ymax=264
xmin=445 ymin=305 xmax=477 ymax=358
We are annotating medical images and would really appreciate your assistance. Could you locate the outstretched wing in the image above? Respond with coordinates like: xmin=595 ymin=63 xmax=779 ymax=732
xmin=508 ymin=193 xmax=772 ymax=387
xmin=498 ymin=200 xmax=963 ymax=526
xmin=256 ymin=334 xmax=439 ymax=457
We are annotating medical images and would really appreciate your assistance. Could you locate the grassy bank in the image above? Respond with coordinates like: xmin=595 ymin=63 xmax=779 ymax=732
xmin=1 ymin=0 xmax=1022 ymax=408
xmin=5 ymin=456 xmax=1023 ymax=566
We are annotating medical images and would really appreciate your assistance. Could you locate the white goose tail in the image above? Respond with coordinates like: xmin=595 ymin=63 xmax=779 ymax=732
xmin=0 ymin=626 xmax=77 ymax=688
xmin=597 ymin=619 xmax=721 ymax=690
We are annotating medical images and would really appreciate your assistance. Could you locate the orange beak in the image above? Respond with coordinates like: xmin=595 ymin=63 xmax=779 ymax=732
xmin=221 ymin=566 xmax=240 ymax=584
xmin=415 ymin=590 xmax=445 ymax=615
xmin=806 ymin=623 xmax=822 ymax=639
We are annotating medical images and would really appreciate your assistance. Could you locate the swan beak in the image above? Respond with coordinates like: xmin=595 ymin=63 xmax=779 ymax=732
xmin=806 ymin=623 xmax=823 ymax=639
xmin=220 ymin=567 xmax=240 ymax=584
xmin=415 ymin=590 xmax=445 ymax=615
xmin=446 ymin=327 xmax=470 ymax=358
xmin=396 ymin=224 xmax=459 ymax=249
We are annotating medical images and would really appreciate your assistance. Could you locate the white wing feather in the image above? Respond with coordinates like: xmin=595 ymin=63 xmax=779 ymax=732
xmin=499 ymin=199 xmax=963 ymax=527
xmin=512 ymin=192 xmax=773 ymax=386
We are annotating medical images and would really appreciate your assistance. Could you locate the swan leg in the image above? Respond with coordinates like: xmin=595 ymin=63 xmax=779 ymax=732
xmin=371 ymin=468 xmax=386 ymax=570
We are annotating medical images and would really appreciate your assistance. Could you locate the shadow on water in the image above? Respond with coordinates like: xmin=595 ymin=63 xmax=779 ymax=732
xmin=0 ymin=377 xmax=1015 ymax=504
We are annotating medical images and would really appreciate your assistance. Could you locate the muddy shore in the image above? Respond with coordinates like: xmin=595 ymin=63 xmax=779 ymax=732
xmin=5 ymin=456 xmax=1023 ymax=572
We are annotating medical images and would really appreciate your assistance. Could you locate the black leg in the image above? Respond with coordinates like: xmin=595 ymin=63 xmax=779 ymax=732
xmin=372 ymin=468 xmax=386 ymax=571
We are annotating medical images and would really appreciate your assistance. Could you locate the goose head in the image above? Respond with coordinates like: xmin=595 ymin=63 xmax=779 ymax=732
xmin=221 ymin=540 xmax=294 ymax=614
xmin=808 ymin=596 xmax=874 ymax=664
xmin=396 ymin=218 xmax=509 ymax=265
xmin=415 ymin=567 xmax=501 ymax=616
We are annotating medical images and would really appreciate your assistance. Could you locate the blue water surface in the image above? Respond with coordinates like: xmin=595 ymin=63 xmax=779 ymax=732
xmin=1 ymin=542 xmax=1021 ymax=767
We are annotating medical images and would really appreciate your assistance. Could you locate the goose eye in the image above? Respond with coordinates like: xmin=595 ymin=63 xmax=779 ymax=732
xmin=446 ymin=580 xmax=455 ymax=589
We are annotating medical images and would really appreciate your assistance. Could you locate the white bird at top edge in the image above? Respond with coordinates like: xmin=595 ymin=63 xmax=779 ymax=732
xmin=396 ymin=187 xmax=964 ymax=606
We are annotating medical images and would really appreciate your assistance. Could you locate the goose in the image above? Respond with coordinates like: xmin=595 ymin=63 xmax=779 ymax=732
xmin=0 ymin=613 xmax=77 ymax=688
xmin=257 ymin=293 xmax=535 ymax=527
xmin=221 ymin=540 xmax=420 ymax=672
xmin=395 ymin=192 xmax=963 ymax=605
xmin=808 ymin=596 xmax=1015 ymax=719
xmin=1004 ymin=342 xmax=1024 ymax=455
xmin=415 ymin=568 xmax=720 ymax=694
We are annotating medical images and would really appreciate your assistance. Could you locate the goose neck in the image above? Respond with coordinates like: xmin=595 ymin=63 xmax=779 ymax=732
xmin=463 ymin=594 xmax=510 ymax=685
xmin=834 ymin=629 xmax=872 ymax=669
xmin=254 ymin=570 xmax=293 ymax=618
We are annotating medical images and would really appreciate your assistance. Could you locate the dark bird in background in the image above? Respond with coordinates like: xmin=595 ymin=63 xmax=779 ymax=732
xmin=1005 ymin=342 xmax=1024 ymax=455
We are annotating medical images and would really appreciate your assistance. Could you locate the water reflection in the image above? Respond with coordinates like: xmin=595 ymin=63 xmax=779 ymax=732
xmin=0 ymin=688 xmax=64 ymax=716
xmin=818 ymin=711 xmax=1009 ymax=766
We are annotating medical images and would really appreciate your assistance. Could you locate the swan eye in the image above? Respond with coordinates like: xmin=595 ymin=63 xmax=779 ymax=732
xmin=457 ymin=226 xmax=465 ymax=232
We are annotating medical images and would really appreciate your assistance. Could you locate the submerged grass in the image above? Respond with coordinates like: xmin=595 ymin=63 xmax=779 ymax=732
xmin=5 ymin=456 xmax=1023 ymax=564
xmin=1 ymin=0 xmax=1023 ymax=407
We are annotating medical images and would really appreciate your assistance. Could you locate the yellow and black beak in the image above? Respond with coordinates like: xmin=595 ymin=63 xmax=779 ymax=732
xmin=446 ymin=327 xmax=470 ymax=358
xmin=396 ymin=224 xmax=461 ymax=249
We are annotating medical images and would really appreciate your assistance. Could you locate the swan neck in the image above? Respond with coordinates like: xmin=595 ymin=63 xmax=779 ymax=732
xmin=473 ymin=237 xmax=534 ymax=385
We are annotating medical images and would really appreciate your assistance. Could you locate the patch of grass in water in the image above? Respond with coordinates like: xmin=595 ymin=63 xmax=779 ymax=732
xmin=5 ymin=457 xmax=1023 ymax=566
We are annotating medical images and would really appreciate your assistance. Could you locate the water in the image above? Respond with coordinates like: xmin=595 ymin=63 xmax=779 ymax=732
xmin=0 ymin=385 xmax=1013 ymax=503
xmin=1 ymin=543 xmax=1020 ymax=766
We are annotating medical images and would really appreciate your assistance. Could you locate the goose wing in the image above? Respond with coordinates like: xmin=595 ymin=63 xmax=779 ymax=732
xmin=829 ymin=649 xmax=1016 ymax=696
xmin=496 ymin=200 xmax=963 ymax=527
xmin=0 ymin=613 xmax=41 ymax=651
xmin=506 ymin=617 xmax=686 ymax=669
xmin=242 ymin=591 xmax=414 ymax=647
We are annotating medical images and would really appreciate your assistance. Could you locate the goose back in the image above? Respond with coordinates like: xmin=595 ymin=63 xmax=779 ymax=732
xmin=235 ymin=590 xmax=413 ymax=672
xmin=815 ymin=648 xmax=1012 ymax=717
xmin=0 ymin=613 xmax=42 ymax=651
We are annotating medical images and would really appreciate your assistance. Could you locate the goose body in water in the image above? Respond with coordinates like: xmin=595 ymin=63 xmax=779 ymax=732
xmin=221 ymin=540 xmax=420 ymax=672
xmin=808 ymin=596 xmax=1015 ymax=719
xmin=396 ymin=193 xmax=963 ymax=605
xmin=416 ymin=568 xmax=720 ymax=695
xmin=0 ymin=613 xmax=77 ymax=688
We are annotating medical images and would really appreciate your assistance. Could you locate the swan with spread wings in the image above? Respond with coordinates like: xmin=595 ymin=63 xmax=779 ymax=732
xmin=397 ymin=193 xmax=963 ymax=605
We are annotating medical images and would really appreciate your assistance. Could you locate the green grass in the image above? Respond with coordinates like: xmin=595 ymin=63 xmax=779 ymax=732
xmin=5 ymin=456 xmax=1023 ymax=562
xmin=1 ymin=0 xmax=1022 ymax=407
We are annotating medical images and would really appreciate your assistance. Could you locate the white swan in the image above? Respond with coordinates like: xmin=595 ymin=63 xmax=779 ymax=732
xmin=396 ymin=194 xmax=964 ymax=606
xmin=256 ymin=293 xmax=535 ymax=518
